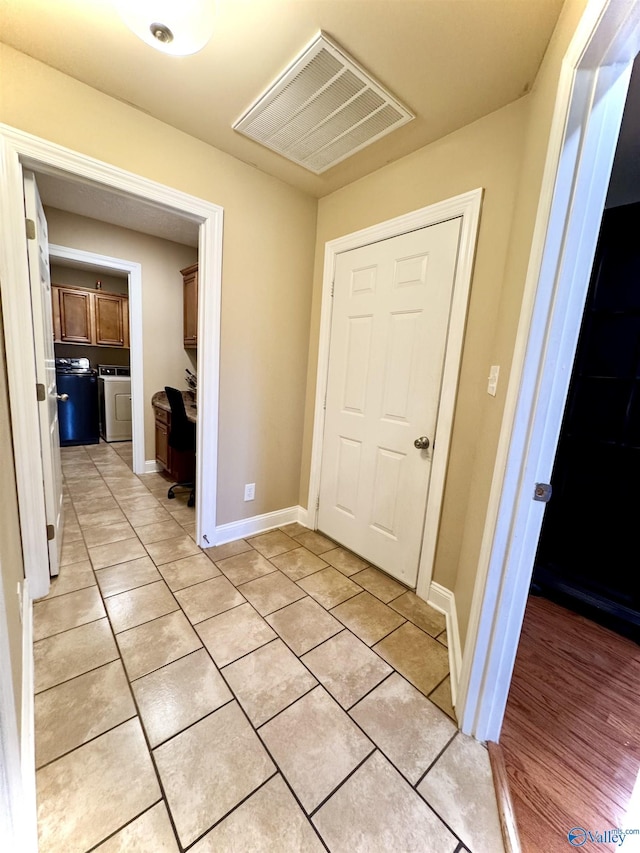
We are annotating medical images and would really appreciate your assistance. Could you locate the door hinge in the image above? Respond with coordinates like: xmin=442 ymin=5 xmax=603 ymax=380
xmin=46 ymin=524 xmax=55 ymax=541
xmin=331 ymin=280 xmax=335 ymax=297
xmin=36 ymin=382 xmax=46 ymax=402
xmin=26 ymin=218 xmax=36 ymax=240
xmin=533 ymin=482 xmax=552 ymax=503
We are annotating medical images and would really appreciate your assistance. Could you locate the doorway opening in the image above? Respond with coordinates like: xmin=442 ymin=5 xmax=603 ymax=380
xmin=531 ymin=54 xmax=640 ymax=642
xmin=458 ymin=1 xmax=640 ymax=743
xmin=48 ymin=245 xmax=140 ymax=470
xmin=0 ymin=124 xmax=223 ymax=602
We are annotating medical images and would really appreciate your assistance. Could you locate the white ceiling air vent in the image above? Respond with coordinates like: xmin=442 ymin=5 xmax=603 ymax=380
xmin=233 ymin=33 xmax=414 ymax=174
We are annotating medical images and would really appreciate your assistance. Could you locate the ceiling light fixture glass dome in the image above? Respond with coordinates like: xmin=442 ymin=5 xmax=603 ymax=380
xmin=116 ymin=0 xmax=215 ymax=56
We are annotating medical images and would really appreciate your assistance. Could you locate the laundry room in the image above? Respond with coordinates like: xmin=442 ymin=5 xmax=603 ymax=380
xmin=52 ymin=264 xmax=131 ymax=444
xmin=43 ymin=201 xmax=198 ymax=471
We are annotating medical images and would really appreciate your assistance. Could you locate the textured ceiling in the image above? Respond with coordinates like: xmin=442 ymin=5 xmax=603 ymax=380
xmin=0 ymin=0 xmax=565 ymax=198
xmin=37 ymin=172 xmax=200 ymax=248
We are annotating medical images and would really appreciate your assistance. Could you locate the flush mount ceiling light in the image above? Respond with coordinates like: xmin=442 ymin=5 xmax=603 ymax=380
xmin=233 ymin=33 xmax=414 ymax=174
xmin=115 ymin=0 xmax=215 ymax=56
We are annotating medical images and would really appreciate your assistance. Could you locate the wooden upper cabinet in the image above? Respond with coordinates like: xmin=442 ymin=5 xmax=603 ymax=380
xmin=182 ymin=263 xmax=198 ymax=348
xmin=52 ymin=284 xmax=129 ymax=348
xmin=56 ymin=287 xmax=93 ymax=344
xmin=94 ymin=292 xmax=129 ymax=347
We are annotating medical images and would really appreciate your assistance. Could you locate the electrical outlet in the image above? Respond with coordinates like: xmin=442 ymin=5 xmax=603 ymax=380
xmin=487 ymin=365 xmax=500 ymax=397
xmin=244 ymin=483 xmax=255 ymax=501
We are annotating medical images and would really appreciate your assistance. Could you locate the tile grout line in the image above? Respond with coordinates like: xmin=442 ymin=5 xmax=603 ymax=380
xmin=33 ymin=656 xmax=121 ymax=698
xmin=413 ymin=731 xmax=459 ymax=790
xmin=178 ymin=771 xmax=281 ymax=852
xmin=308 ymin=746 xmax=377 ymax=819
xmin=147 ymin=695 xmax=236 ymax=751
xmin=345 ymin=669 xmax=396 ymax=713
xmin=35 ymin=713 xmax=139 ymax=774
xmin=32 ymin=613 xmax=109 ymax=644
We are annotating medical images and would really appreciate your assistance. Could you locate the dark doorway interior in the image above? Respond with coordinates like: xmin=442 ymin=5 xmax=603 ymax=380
xmin=533 ymin=201 xmax=640 ymax=641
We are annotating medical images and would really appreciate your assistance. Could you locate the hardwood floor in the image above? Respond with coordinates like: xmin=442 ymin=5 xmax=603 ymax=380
xmin=500 ymin=595 xmax=640 ymax=852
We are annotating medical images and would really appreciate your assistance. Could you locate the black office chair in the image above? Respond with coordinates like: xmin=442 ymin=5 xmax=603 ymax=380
xmin=164 ymin=386 xmax=196 ymax=507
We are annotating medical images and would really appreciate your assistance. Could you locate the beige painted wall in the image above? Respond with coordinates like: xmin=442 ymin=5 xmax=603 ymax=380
xmin=303 ymin=97 xmax=529 ymax=635
xmin=0 ymin=45 xmax=318 ymax=524
xmin=51 ymin=267 xmax=128 ymax=294
xmin=46 ymin=210 xmax=197 ymax=461
xmin=0 ymin=302 xmax=25 ymax=735
xmin=303 ymin=0 xmax=589 ymax=648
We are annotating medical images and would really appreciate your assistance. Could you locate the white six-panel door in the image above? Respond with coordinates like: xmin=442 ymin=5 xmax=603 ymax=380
xmin=24 ymin=171 xmax=63 ymax=578
xmin=318 ymin=218 xmax=462 ymax=586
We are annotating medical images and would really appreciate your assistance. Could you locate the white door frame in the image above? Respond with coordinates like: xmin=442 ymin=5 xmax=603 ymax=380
xmin=0 ymin=124 xmax=223 ymax=600
xmin=308 ymin=189 xmax=483 ymax=600
xmin=48 ymin=244 xmax=144 ymax=475
xmin=458 ymin=0 xmax=640 ymax=740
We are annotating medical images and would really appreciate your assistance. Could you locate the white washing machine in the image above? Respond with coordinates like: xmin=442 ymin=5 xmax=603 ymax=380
xmin=98 ymin=373 xmax=132 ymax=442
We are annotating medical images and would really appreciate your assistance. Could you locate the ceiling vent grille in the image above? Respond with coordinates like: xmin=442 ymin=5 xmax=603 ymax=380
xmin=233 ymin=33 xmax=414 ymax=174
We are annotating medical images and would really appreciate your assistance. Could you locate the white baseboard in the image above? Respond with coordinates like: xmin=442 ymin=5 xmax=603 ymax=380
xmin=427 ymin=581 xmax=462 ymax=708
xmin=214 ymin=505 xmax=307 ymax=545
xmin=297 ymin=506 xmax=311 ymax=528
xmin=21 ymin=579 xmax=38 ymax=852
xmin=144 ymin=459 xmax=161 ymax=474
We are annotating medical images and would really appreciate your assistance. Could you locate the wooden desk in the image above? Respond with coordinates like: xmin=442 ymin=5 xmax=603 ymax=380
xmin=152 ymin=391 xmax=196 ymax=481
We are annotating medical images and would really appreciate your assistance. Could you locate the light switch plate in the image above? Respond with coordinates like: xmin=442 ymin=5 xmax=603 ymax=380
xmin=487 ymin=365 xmax=500 ymax=396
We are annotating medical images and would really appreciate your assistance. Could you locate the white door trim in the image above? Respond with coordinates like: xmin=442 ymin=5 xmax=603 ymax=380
xmin=0 ymin=124 xmax=223 ymax=599
xmin=458 ymin=0 xmax=640 ymax=740
xmin=48 ymin=244 xmax=144 ymax=474
xmin=308 ymin=189 xmax=483 ymax=596
xmin=0 ymin=568 xmax=37 ymax=852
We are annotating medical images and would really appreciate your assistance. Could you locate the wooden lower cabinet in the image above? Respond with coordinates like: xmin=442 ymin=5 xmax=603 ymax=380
xmin=154 ymin=405 xmax=195 ymax=482
xmin=154 ymin=407 xmax=170 ymax=471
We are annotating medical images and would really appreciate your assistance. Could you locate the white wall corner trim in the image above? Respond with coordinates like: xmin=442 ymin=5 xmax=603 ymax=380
xmin=456 ymin=0 xmax=640 ymax=742
xmin=20 ymin=579 xmax=36 ymax=851
xmin=307 ymin=189 xmax=483 ymax=600
xmin=0 ymin=570 xmax=37 ymax=852
xmin=427 ymin=582 xmax=462 ymax=708
xmin=213 ymin=506 xmax=306 ymax=546
xmin=296 ymin=506 xmax=311 ymax=529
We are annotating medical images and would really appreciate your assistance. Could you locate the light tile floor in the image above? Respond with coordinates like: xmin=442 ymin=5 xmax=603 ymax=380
xmin=34 ymin=441 xmax=504 ymax=853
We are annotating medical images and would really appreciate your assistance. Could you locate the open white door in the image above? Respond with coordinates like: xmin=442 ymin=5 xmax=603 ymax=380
xmin=23 ymin=171 xmax=63 ymax=578
xmin=318 ymin=218 xmax=461 ymax=587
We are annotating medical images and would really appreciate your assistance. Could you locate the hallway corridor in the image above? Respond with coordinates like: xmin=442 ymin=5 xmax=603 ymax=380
xmin=33 ymin=442 xmax=503 ymax=852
